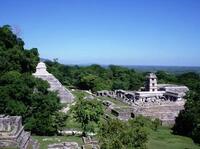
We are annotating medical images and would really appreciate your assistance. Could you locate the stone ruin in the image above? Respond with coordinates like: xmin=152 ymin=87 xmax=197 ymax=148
xmin=111 ymin=107 xmax=135 ymax=121
xmin=97 ymin=73 xmax=189 ymax=125
xmin=82 ymin=136 xmax=100 ymax=149
xmin=48 ymin=142 xmax=79 ymax=149
xmin=0 ymin=115 xmax=39 ymax=149
xmin=33 ymin=62 xmax=74 ymax=103
xmin=135 ymin=101 xmax=185 ymax=125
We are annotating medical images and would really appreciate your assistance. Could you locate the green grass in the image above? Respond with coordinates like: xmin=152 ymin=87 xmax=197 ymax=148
xmin=147 ymin=127 xmax=200 ymax=149
xmin=98 ymin=96 xmax=129 ymax=107
xmin=72 ymin=89 xmax=129 ymax=107
xmin=72 ymin=89 xmax=90 ymax=99
xmin=32 ymin=136 xmax=83 ymax=149
xmin=64 ymin=111 xmax=82 ymax=130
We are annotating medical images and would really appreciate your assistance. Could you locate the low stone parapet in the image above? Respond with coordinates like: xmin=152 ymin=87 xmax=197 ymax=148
xmin=48 ymin=142 xmax=79 ymax=149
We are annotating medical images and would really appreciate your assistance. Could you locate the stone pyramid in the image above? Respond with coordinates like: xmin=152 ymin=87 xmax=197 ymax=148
xmin=33 ymin=62 xmax=74 ymax=103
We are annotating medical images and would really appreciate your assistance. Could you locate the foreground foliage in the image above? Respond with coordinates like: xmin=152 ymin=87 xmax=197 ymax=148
xmin=0 ymin=25 xmax=66 ymax=135
xmin=98 ymin=116 xmax=161 ymax=149
xmin=173 ymin=90 xmax=200 ymax=144
xmin=72 ymin=98 xmax=104 ymax=135
xmin=172 ymin=73 xmax=200 ymax=144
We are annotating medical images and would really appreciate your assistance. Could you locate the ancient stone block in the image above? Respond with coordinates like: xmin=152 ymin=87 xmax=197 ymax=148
xmin=0 ymin=115 xmax=39 ymax=149
xmin=33 ymin=62 xmax=74 ymax=103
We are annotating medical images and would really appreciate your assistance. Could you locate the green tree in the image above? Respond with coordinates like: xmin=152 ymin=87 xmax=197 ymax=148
xmin=72 ymin=98 xmax=103 ymax=136
xmin=0 ymin=25 xmax=66 ymax=135
xmin=156 ymin=71 xmax=177 ymax=84
xmin=153 ymin=118 xmax=161 ymax=131
xmin=173 ymin=90 xmax=200 ymax=144
xmin=0 ymin=25 xmax=39 ymax=74
xmin=0 ymin=71 xmax=67 ymax=135
xmin=171 ymin=72 xmax=200 ymax=144
xmin=177 ymin=72 xmax=200 ymax=91
xmin=45 ymin=60 xmax=145 ymax=92
xmin=98 ymin=117 xmax=149 ymax=149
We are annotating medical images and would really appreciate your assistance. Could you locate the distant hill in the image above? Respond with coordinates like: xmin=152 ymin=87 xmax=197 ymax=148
xmin=40 ymin=58 xmax=51 ymax=62
xmin=122 ymin=65 xmax=200 ymax=74
xmin=97 ymin=65 xmax=200 ymax=74
xmin=41 ymin=58 xmax=200 ymax=74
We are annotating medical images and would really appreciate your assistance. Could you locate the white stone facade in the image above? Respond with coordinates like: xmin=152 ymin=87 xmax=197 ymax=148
xmin=33 ymin=62 xmax=74 ymax=103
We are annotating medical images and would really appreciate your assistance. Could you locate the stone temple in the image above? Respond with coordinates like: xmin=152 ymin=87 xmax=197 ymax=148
xmin=97 ymin=73 xmax=189 ymax=125
xmin=0 ymin=115 xmax=39 ymax=149
xmin=33 ymin=62 xmax=74 ymax=103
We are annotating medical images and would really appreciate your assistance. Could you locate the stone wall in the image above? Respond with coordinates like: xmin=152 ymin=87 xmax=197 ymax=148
xmin=135 ymin=101 xmax=185 ymax=125
xmin=0 ymin=115 xmax=39 ymax=149
xmin=111 ymin=108 xmax=135 ymax=121
xmin=48 ymin=142 xmax=79 ymax=149
xmin=97 ymin=89 xmax=186 ymax=125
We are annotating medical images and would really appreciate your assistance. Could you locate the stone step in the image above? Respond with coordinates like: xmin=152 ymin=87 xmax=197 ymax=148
xmin=34 ymin=74 xmax=74 ymax=103
xmin=18 ymin=131 xmax=30 ymax=149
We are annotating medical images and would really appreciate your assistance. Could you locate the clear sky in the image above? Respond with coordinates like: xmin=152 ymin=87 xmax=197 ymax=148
xmin=0 ymin=0 xmax=200 ymax=66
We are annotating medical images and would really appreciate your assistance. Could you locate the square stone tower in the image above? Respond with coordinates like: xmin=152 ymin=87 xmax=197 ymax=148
xmin=145 ymin=73 xmax=158 ymax=92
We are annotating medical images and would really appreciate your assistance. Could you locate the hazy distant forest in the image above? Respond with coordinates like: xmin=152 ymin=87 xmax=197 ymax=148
xmin=46 ymin=51 xmax=200 ymax=144
xmin=45 ymin=60 xmax=199 ymax=92
xmin=0 ymin=25 xmax=200 ymax=146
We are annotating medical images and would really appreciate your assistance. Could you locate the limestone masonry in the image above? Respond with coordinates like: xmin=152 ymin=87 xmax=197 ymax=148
xmin=33 ymin=62 xmax=74 ymax=103
xmin=0 ymin=115 xmax=39 ymax=149
xmin=48 ymin=142 xmax=79 ymax=149
xmin=97 ymin=73 xmax=189 ymax=125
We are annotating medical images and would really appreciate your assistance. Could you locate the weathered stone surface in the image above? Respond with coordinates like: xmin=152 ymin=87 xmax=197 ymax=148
xmin=33 ymin=62 xmax=74 ymax=103
xmin=135 ymin=101 xmax=185 ymax=125
xmin=96 ymin=73 xmax=188 ymax=125
xmin=48 ymin=142 xmax=79 ymax=149
xmin=82 ymin=136 xmax=100 ymax=149
xmin=111 ymin=108 xmax=135 ymax=121
xmin=0 ymin=115 xmax=39 ymax=149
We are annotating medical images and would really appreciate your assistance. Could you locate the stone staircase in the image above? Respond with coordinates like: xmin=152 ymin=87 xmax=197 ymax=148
xmin=18 ymin=131 xmax=30 ymax=149
xmin=30 ymin=137 xmax=40 ymax=149
xmin=33 ymin=62 xmax=74 ymax=103
xmin=136 ymin=101 xmax=185 ymax=125
xmin=35 ymin=74 xmax=74 ymax=103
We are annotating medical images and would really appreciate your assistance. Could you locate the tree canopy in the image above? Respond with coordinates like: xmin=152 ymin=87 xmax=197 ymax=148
xmin=45 ymin=61 xmax=145 ymax=92
xmin=98 ymin=116 xmax=160 ymax=149
xmin=72 ymin=98 xmax=104 ymax=135
xmin=0 ymin=25 xmax=66 ymax=135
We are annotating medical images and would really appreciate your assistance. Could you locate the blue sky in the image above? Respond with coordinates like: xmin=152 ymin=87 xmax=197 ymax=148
xmin=0 ymin=0 xmax=200 ymax=66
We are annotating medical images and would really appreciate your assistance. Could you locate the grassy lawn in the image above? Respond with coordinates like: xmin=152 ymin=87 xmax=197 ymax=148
xmin=72 ymin=89 xmax=91 ymax=99
xmin=32 ymin=136 xmax=83 ymax=149
xmin=72 ymin=89 xmax=129 ymax=107
xmin=98 ymin=96 xmax=129 ymax=107
xmin=147 ymin=127 xmax=200 ymax=149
